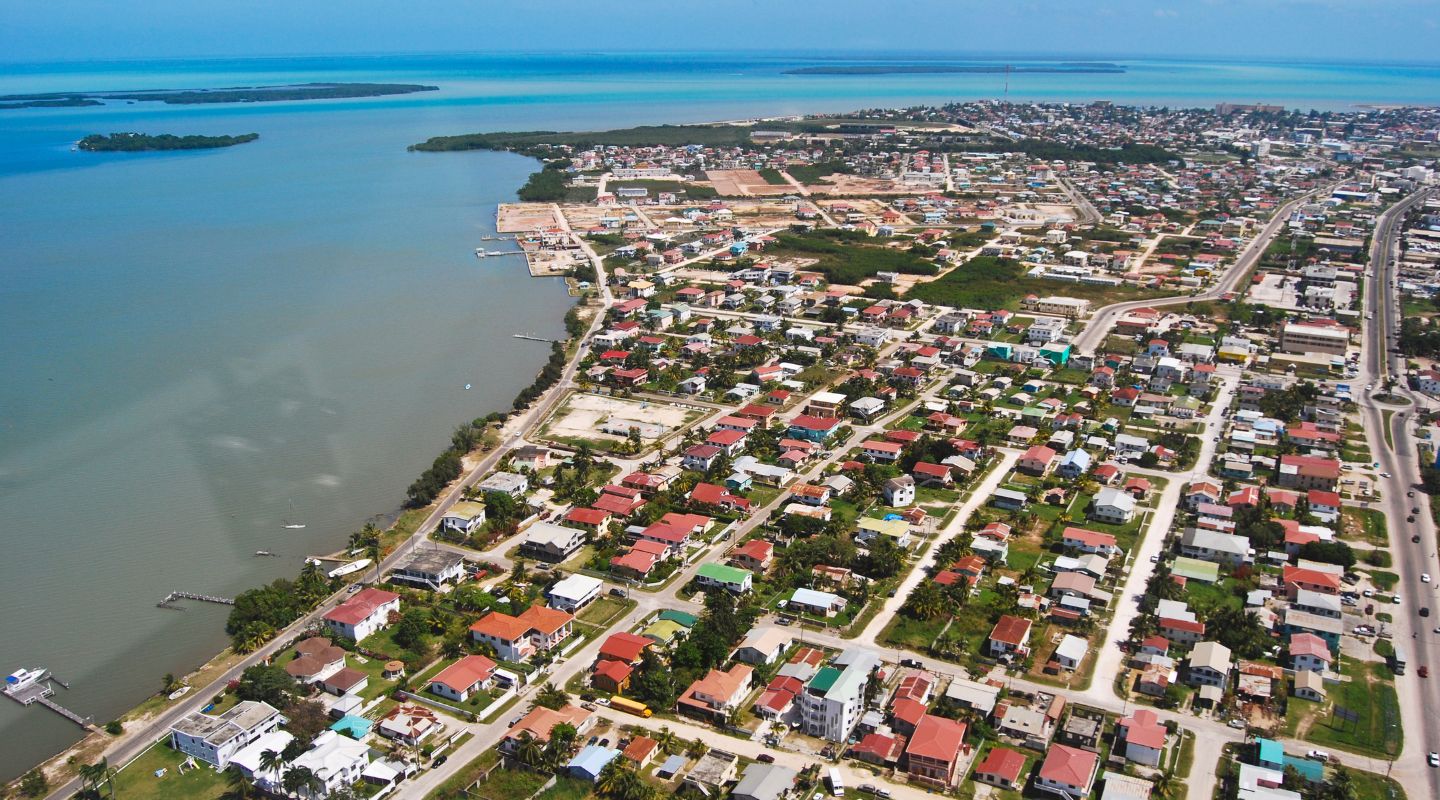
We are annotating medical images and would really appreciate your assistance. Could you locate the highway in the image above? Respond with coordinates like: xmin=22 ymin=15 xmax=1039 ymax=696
xmin=1071 ymin=184 xmax=1332 ymax=354
xmin=1355 ymin=186 xmax=1437 ymax=794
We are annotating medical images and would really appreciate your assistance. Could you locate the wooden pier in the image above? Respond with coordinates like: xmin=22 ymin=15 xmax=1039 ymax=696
xmin=157 ymin=591 xmax=236 ymax=610
xmin=3 ymin=670 xmax=95 ymax=731
xmin=513 ymin=334 xmax=560 ymax=344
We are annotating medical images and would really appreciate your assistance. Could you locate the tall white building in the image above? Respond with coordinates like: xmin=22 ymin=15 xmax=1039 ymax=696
xmin=798 ymin=651 xmax=877 ymax=742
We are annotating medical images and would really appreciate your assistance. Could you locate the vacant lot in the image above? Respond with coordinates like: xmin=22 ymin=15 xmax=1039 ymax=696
xmin=540 ymin=392 xmax=702 ymax=450
xmin=706 ymin=169 xmax=790 ymax=196
xmin=907 ymin=255 xmax=1175 ymax=310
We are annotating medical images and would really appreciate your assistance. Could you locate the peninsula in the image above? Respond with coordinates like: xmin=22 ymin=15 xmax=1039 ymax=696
xmin=0 ymin=82 xmax=436 ymax=109
xmin=77 ymin=132 xmax=260 ymax=152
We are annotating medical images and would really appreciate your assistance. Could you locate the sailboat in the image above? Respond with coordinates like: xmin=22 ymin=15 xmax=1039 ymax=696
xmin=282 ymin=499 xmax=306 ymax=530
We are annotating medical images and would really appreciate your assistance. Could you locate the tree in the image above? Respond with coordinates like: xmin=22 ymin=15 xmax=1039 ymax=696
xmin=259 ymin=748 xmax=287 ymax=776
xmin=514 ymin=733 xmax=544 ymax=769
xmin=284 ymin=699 xmax=331 ymax=747
xmin=224 ymin=766 xmax=262 ymax=800
xmin=392 ymin=608 xmax=433 ymax=652
xmin=902 ymin=580 xmax=948 ymax=621
xmin=161 ymin=672 xmax=182 ymax=695
xmin=20 ymin=769 xmax=49 ymax=798
xmin=235 ymin=664 xmax=296 ymax=707
xmin=77 ymin=759 xmax=114 ymax=800
xmin=282 ymin=765 xmax=321 ymax=797
xmin=535 ymin=681 xmax=568 ymax=710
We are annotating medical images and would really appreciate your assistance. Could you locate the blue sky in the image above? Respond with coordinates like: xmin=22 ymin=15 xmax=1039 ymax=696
xmin=3 ymin=0 xmax=1437 ymax=63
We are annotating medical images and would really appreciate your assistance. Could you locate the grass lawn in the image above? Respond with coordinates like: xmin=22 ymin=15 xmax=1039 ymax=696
xmin=536 ymin=775 xmax=595 ymax=800
xmin=880 ymin=614 xmax=946 ymax=651
xmin=1342 ymin=507 xmax=1390 ymax=547
xmin=111 ymin=740 xmax=228 ymax=800
xmin=578 ymin=596 xmax=637 ymax=626
xmin=1345 ymin=767 xmax=1409 ymax=800
xmin=1286 ymin=657 xmax=1402 ymax=759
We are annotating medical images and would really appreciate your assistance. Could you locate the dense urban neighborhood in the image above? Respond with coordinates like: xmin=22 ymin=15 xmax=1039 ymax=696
xmin=26 ymin=100 xmax=1440 ymax=800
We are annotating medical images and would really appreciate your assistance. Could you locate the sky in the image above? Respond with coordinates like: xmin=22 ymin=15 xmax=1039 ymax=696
xmin=3 ymin=0 xmax=1437 ymax=64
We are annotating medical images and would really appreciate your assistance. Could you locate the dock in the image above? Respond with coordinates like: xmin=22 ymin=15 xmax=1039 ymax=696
xmin=157 ymin=591 xmax=236 ymax=610
xmin=513 ymin=334 xmax=560 ymax=344
xmin=3 ymin=669 xmax=94 ymax=731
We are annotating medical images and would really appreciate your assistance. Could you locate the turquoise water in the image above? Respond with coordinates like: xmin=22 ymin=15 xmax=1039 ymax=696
xmin=0 ymin=52 xmax=1437 ymax=780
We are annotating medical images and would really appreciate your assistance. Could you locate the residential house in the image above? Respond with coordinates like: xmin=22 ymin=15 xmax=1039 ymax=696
xmin=323 ymin=588 xmax=400 ymax=643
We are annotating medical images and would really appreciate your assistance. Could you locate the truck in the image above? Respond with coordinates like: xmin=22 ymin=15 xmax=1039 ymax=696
xmin=827 ymin=768 xmax=845 ymax=797
xmin=1392 ymin=647 xmax=1408 ymax=675
xmin=609 ymin=695 xmax=653 ymax=718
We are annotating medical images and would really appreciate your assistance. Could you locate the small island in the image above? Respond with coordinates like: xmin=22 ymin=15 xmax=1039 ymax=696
xmin=1 ymin=82 xmax=437 ymax=110
xmin=77 ymin=132 xmax=260 ymax=152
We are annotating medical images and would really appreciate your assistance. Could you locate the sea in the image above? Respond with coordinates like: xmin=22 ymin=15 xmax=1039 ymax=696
xmin=1 ymin=51 xmax=1437 ymax=780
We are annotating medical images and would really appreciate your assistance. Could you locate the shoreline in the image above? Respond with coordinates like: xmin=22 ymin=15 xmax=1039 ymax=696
xmin=6 ymin=147 xmax=578 ymax=792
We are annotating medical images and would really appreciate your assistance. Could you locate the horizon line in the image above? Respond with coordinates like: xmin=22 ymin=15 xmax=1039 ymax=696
xmin=5 ymin=48 xmax=1440 ymax=70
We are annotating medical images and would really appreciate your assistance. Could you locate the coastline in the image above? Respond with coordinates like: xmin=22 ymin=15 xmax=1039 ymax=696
xmin=6 ymin=148 xmax=578 ymax=794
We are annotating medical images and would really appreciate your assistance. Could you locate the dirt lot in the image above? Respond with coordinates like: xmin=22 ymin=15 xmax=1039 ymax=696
xmin=498 ymin=203 xmax=563 ymax=233
xmin=706 ymin=169 xmax=791 ymax=197
xmin=540 ymin=392 xmax=703 ymax=448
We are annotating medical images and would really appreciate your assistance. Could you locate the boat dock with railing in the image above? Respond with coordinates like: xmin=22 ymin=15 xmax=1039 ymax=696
xmin=157 ymin=591 xmax=236 ymax=610
xmin=4 ymin=668 xmax=94 ymax=730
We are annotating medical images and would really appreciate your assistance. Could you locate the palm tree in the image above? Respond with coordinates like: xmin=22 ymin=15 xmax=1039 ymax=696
xmin=515 ymin=733 xmax=545 ymax=769
xmin=223 ymin=766 xmax=260 ymax=800
xmin=1151 ymin=770 xmax=1179 ymax=800
xmin=596 ymin=760 xmax=631 ymax=798
xmin=282 ymin=765 xmax=321 ymax=798
xmin=535 ymin=681 xmax=568 ymax=710
xmin=258 ymin=748 xmax=286 ymax=780
xmin=77 ymin=760 xmax=107 ymax=798
xmin=654 ymin=726 xmax=679 ymax=755
xmin=160 ymin=673 xmax=181 ymax=695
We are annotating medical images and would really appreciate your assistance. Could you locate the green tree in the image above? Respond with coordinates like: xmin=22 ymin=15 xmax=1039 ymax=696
xmin=392 ymin=608 xmax=433 ymax=652
xmin=235 ymin=664 xmax=296 ymax=707
xmin=20 ymin=769 xmax=48 ymax=797
xmin=535 ymin=681 xmax=568 ymax=710
xmin=282 ymin=765 xmax=321 ymax=797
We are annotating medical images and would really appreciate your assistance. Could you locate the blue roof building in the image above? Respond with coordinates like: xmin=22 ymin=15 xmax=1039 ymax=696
xmin=568 ymin=745 xmax=622 ymax=781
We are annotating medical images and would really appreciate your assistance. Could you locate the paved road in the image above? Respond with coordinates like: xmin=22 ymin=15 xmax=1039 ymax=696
xmin=1355 ymin=187 xmax=1437 ymax=794
xmin=1071 ymin=185 xmax=1332 ymax=354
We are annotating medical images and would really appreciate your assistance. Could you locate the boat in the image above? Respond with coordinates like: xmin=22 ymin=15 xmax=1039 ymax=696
xmin=254 ymin=550 xmax=278 ymax=557
xmin=4 ymin=668 xmax=48 ymax=695
xmin=464 ymin=383 xmax=472 ymax=390
xmin=282 ymin=499 xmax=306 ymax=529
xmin=328 ymin=559 xmax=371 ymax=579
xmin=475 ymin=247 xmax=489 ymax=258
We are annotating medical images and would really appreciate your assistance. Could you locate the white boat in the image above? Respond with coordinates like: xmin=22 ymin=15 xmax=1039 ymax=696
xmin=475 ymin=247 xmax=488 ymax=258
xmin=282 ymin=499 xmax=306 ymax=529
xmin=328 ymin=559 xmax=371 ymax=579
xmin=4 ymin=668 xmax=47 ymax=694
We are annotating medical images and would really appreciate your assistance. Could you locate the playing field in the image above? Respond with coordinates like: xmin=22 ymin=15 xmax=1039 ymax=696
xmin=706 ymin=169 xmax=791 ymax=196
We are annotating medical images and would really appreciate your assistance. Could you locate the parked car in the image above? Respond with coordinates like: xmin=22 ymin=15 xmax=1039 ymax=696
xmin=758 ymin=754 xmax=776 ymax=764
xmin=1306 ymin=750 xmax=1329 ymax=761
xmin=1421 ymin=666 xmax=1431 ymax=679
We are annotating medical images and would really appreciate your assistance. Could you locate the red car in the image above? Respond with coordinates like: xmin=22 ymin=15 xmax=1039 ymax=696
xmin=1420 ymin=666 xmax=1430 ymax=679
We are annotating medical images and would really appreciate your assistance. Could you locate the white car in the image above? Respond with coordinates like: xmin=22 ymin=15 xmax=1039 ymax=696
xmin=1430 ymin=752 xmax=1439 ymax=768
xmin=1393 ymin=595 xmax=1402 ymax=605
xmin=1381 ymin=472 xmax=1392 ymax=478
xmin=1425 ymin=574 xmax=1433 ymax=584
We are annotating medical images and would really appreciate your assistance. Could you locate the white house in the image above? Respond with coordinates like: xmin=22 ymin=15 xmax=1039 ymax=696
xmin=429 ymin=655 xmax=498 ymax=703
xmin=547 ymin=574 xmax=604 ymax=613
xmin=286 ymin=730 xmax=372 ymax=798
xmin=883 ymin=476 xmax=916 ymax=507
xmin=170 ymin=701 xmax=286 ymax=769
xmin=440 ymin=501 xmax=487 ymax=536
xmin=733 ymin=627 xmax=793 ymax=665
xmin=521 ymin=521 xmax=587 ymax=561
xmin=1090 ymin=488 xmax=1136 ymax=525
xmin=323 ymin=587 xmax=401 ymax=642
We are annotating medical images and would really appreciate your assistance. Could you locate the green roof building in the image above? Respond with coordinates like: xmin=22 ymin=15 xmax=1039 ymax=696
xmin=658 ymin=610 xmax=698 ymax=627
xmin=695 ymin=563 xmax=753 ymax=593
xmin=1171 ymin=556 xmax=1221 ymax=584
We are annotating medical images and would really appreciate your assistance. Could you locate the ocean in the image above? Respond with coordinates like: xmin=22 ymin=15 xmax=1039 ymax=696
xmin=1 ymin=51 xmax=1436 ymax=780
